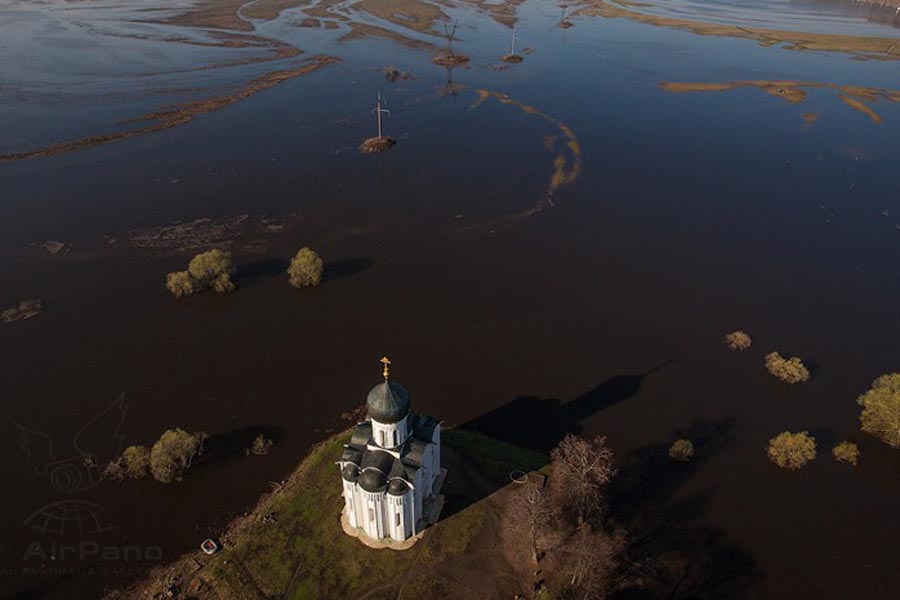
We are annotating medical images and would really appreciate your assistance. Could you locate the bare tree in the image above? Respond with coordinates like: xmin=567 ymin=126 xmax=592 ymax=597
xmin=550 ymin=433 xmax=616 ymax=526
xmin=559 ymin=526 xmax=625 ymax=600
xmin=503 ymin=485 xmax=555 ymax=565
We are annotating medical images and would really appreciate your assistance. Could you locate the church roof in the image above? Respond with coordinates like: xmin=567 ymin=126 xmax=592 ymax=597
xmin=387 ymin=478 xmax=410 ymax=495
xmin=404 ymin=439 xmax=428 ymax=467
xmin=410 ymin=413 xmax=439 ymax=442
xmin=358 ymin=450 xmax=395 ymax=492
xmin=350 ymin=421 xmax=372 ymax=447
xmin=341 ymin=400 xmax=440 ymax=495
xmin=366 ymin=381 xmax=410 ymax=424
xmin=359 ymin=468 xmax=388 ymax=492
xmin=341 ymin=463 xmax=359 ymax=482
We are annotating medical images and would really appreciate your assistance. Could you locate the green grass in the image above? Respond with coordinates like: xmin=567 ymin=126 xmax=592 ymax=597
xmin=443 ymin=428 xmax=549 ymax=485
xmin=146 ymin=428 xmax=548 ymax=599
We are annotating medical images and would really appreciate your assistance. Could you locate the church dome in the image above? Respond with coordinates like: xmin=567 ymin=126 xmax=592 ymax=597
xmin=358 ymin=468 xmax=388 ymax=492
xmin=341 ymin=463 xmax=359 ymax=482
xmin=366 ymin=381 xmax=410 ymax=424
xmin=387 ymin=478 xmax=410 ymax=496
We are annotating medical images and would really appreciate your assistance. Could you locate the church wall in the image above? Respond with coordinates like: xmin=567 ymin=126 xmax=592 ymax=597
xmin=387 ymin=490 xmax=413 ymax=541
xmin=414 ymin=469 xmax=424 ymax=520
xmin=362 ymin=490 xmax=387 ymax=540
xmin=433 ymin=424 xmax=441 ymax=479
xmin=342 ymin=479 xmax=358 ymax=529
xmin=370 ymin=415 xmax=408 ymax=450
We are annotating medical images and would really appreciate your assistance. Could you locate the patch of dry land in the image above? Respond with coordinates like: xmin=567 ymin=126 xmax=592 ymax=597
xmin=104 ymin=429 xmax=546 ymax=600
xmin=660 ymin=80 xmax=900 ymax=124
xmin=153 ymin=0 xmax=305 ymax=32
xmin=1 ymin=300 xmax=43 ymax=323
xmin=578 ymin=0 xmax=900 ymax=59
xmin=340 ymin=22 xmax=442 ymax=52
xmin=0 ymin=55 xmax=340 ymax=162
xmin=359 ymin=136 xmax=398 ymax=153
xmin=356 ymin=0 xmax=447 ymax=34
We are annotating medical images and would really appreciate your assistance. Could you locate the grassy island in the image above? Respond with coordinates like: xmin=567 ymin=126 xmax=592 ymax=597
xmin=107 ymin=429 xmax=547 ymax=600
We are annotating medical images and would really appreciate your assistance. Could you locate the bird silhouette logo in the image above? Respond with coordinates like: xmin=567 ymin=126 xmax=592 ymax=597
xmin=16 ymin=394 xmax=127 ymax=494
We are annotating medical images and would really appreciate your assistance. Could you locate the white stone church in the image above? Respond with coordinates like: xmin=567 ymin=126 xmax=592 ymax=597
xmin=338 ymin=358 xmax=444 ymax=544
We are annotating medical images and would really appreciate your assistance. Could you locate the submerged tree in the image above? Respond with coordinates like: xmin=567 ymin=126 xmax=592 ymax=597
xmin=104 ymin=445 xmax=152 ymax=480
xmin=250 ymin=434 xmax=274 ymax=456
xmin=287 ymin=247 xmax=324 ymax=288
xmin=857 ymin=373 xmax=900 ymax=448
xmin=765 ymin=351 xmax=810 ymax=384
xmin=724 ymin=330 xmax=752 ymax=351
xmin=668 ymin=438 xmax=695 ymax=462
xmin=832 ymin=441 xmax=860 ymax=466
xmin=188 ymin=249 xmax=235 ymax=293
xmin=166 ymin=249 xmax=235 ymax=297
xmin=122 ymin=445 xmax=151 ymax=479
xmin=767 ymin=431 xmax=816 ymax=470
xmin=150 ymin=428 xmax=208 ymax=483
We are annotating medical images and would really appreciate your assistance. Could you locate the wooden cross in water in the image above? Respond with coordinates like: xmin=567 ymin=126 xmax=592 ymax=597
xmin=373 ymin=93 xmax=391 ymax=139
xmin=380 ymin=356 xmax=391 ymax=381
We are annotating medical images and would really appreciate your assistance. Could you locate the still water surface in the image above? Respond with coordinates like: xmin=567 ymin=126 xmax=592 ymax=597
xmin=1 ymin=0 xmax=899 ymax=597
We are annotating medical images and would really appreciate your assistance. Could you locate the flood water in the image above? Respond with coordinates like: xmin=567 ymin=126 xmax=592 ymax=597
xmin=2 ymin=0 xmax=900 ymax=598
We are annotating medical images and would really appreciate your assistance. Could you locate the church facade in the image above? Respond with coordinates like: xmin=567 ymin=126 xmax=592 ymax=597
xmin=338 ymin=358 xmax=442 ymax=543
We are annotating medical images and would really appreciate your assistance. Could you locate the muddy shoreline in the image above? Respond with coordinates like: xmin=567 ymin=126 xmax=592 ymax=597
xmin=0 ymin=55 xmax=339 ymax=162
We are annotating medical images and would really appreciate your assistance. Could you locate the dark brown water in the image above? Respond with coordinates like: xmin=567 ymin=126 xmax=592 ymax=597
xmin=2 ymin=0 xmax=900 ymax=598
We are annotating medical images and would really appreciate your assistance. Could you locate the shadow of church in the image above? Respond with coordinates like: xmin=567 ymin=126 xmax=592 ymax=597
xmin=439 ymin=362 xmax=670 ymax=523
xmin=442 ymin=363 xmax=762 ymax=598
xmin=462 ymin=361 xmax=671 ymax=454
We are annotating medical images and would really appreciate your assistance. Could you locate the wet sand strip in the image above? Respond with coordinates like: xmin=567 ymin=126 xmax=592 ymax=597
xmin=0 ymin=55 xmax=341 ymax=163
xmin=660 ymin=80 xmax=900 ymax=123
xmin=579 ymin=0 xmax=900 ymax=59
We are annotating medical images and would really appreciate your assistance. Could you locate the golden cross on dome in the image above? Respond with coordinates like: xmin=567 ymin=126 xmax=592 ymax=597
xmin=380 ymin=356 xmax=391 ymax=381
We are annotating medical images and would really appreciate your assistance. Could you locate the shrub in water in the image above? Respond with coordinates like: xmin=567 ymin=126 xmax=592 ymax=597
xmin=166 ymin=249 xmax=235 ymax=297
xmin=668 ymin=439 xmax=695 ymax=462
xmin=857 ymin=373 xmax=900 ymax=448
xmin=767 ymin=431 xmax=816 ymax=470
xmin=287 ymin=247 xmax=323 ymax=288
xmin=832 ymin=441 xmax=860 ymax=466
xmin=765 ymin=351 xmax=810 ymax=384
xmin=724 ymin=331 xmax=752 ymax=351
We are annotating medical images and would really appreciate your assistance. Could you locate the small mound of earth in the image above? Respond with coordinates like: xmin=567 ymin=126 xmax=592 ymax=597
xmin=432 ymin=53 xmax=470 ymax=66
xmin=560 ymin=20 xmax=574 ymax=29
xmin=359 ymin=137 xmax=397 ymax=153
xmin=298 ymin=18 xmax=321 ymax=28
xmin=40 ymin=240 xmax=68 ymax=255
xmin=383 ymin=66 xmax=415 ymax=83
xmin=501 ymin=53 xmax=524 ymax=63
xmin=2 ymin=299 xmax=43 ymax=323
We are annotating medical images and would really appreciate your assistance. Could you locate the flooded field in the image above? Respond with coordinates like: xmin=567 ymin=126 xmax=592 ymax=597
xmin=1 ymin=0 xmax=900 ymax=598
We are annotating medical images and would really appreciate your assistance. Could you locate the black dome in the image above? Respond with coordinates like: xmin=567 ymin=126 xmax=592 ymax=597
xmin=387 ymin=478 xmax=410 ymax=496
xmin=366 ymin=381 xmax=410 ymax=424
xmin=358 ymin=468 xmax=388 ymax=492
xmin=341 ymin=463 xmax=359 ymax=482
